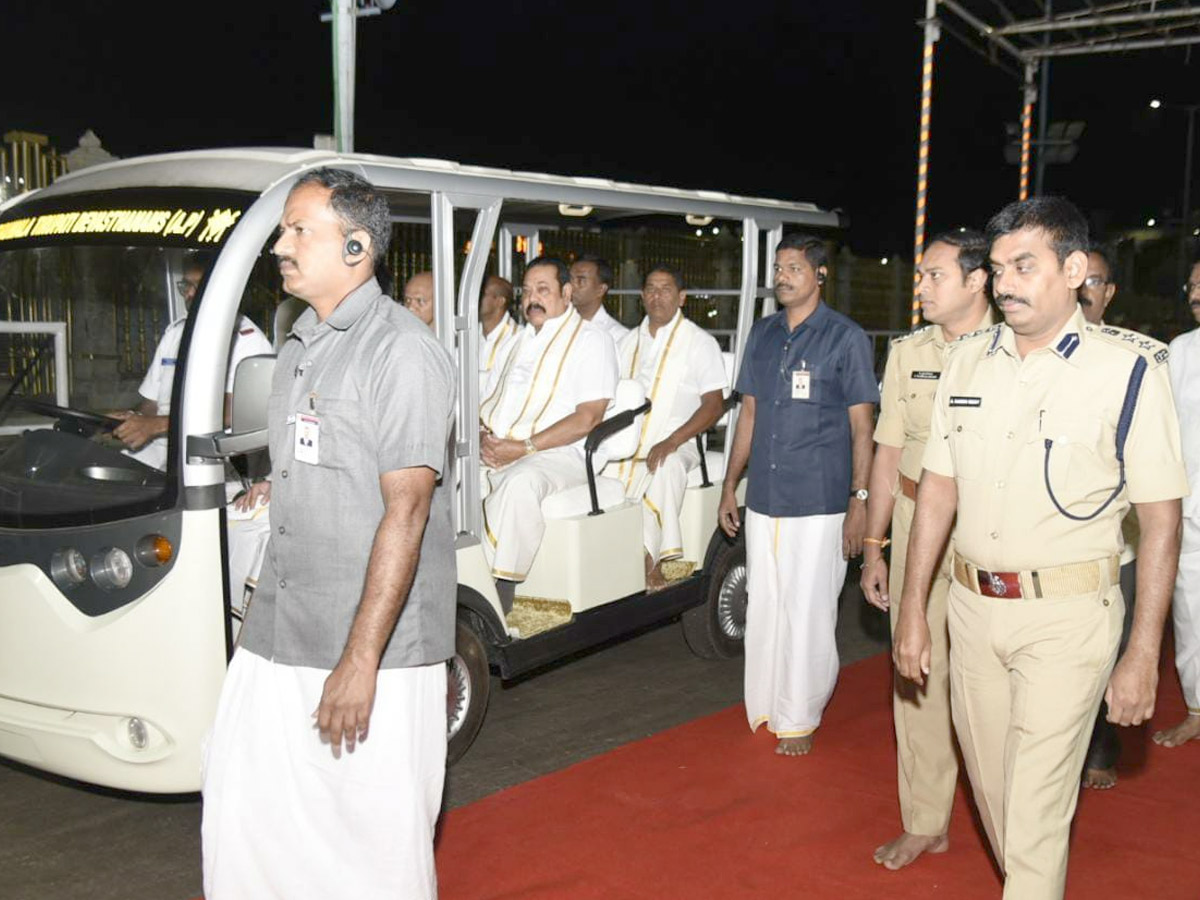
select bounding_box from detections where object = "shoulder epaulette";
[889,324,932,347]
[1087,323,1170,367]
[956,323,1000,344]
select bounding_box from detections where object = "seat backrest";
[273,297,306,350]
[599,378,647,463]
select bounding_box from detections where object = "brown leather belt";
[899,474,918,501]
[952,553,1119,600]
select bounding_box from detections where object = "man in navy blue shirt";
[719,233,878,755]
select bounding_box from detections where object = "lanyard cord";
[1042,355,1147,522]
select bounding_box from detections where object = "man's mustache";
[996,294,1030,307]
[1078,295,1093,307]
[525,303,547,315]
[276,255,296,267]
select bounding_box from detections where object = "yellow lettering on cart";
[196,208,242,244]
[0,207,240,242]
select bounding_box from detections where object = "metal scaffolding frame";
[910,0,1200,325]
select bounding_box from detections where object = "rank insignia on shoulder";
[1155,347,1170,364]
[949,396,982,407]
[891,324,931,345]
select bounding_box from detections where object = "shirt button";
[775,400,781,406]
[1006,432,1014,440]
[1103,598,1111,607]
[771,433,777,439]
[996,481,1005,489]
[281,469,289,478]
[278,525,286,535]
[990,532,999,540]
[279,579,287,588]
[771,464,777,470]
[956,425,963,432]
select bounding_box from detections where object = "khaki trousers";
[948,575,1122,900]
[888,493,957,836]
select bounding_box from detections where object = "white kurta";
[588,304,630,347]
[202,650,447,900]
[616,312,727,563]
[743,510,847,736]
[481,307,617,580]
[479,311,518,393]
[1169,327,1200,711]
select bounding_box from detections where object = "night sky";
[3,1,1196,255]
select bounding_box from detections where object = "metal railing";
[0,321,68,435]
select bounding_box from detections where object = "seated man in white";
[480,256,617,613]
[479,274,517,391]
[614,265,727,589]
[112,251,273,621]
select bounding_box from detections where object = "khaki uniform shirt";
[875,308,996,482]
[922,307,1187,572]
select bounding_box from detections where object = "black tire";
[446,615,491,765]
[681,534,747,659]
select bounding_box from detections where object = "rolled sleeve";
[734,324,760,398]
[840,329,880,408]
[371,334,456,477]
[1124,363,1190,504]
[873,345,905,449]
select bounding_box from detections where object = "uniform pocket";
[948,421,985,480]
[1039,416,1112,508]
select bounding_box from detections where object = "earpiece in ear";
[345,238,364,256]
[817,272,826,285]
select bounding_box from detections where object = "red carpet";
[435,652,1200,899]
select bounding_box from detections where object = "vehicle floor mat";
[507,596,573,638]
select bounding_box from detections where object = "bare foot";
[1082,766,1117,790]
[644,553,668,592]
[1152,714,1200,747]
[872,832,949,870]
[775,734,814,756]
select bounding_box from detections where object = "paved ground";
[1,577,890,900]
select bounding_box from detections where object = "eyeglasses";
[176,279,200,295]
[1082,275,1110,288]
[1185,282,1200,294]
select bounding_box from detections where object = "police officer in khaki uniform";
[861,229,994,870]
[896,197,1186,899]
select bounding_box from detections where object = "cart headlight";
[50,547,89,589]
[90,547,134,591]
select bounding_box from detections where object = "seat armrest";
[583,399,651,516]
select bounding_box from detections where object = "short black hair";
[574,253,613,288]
[985,196,1088,265]
[291,167,391,268]
[776,233,827,270]
[1087,242,1116,283]
[182,250,214,274]
[927,229,988,282]
[483,274,514,303]
[525,256,571,287]
[643,264,685,291]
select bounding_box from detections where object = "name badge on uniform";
[792,369,811,400]
[295,413,320,464]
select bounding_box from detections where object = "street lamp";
[1149,98,1199,291]
[321,0,398,153]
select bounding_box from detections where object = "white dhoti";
[482,448,586,581]
[224,492,271,635]
[1173,519,1200,712]
[201,649,447,900]
[743,510,847,736]
[630,440,701,565]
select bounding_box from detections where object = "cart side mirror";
[186,353,275,460]
[231,354,275,433]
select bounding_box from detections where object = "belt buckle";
[985,571,1008,597]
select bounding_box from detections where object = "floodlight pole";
[911,0,939,329]
[331,0,357,152]
[1180,105,1197,294]
[1034,0,1052,197]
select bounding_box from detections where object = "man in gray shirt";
[202,168,456,900]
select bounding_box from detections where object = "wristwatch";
[524,438,537,455]
[850,488,869,502]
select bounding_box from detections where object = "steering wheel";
[15,398,124,437]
